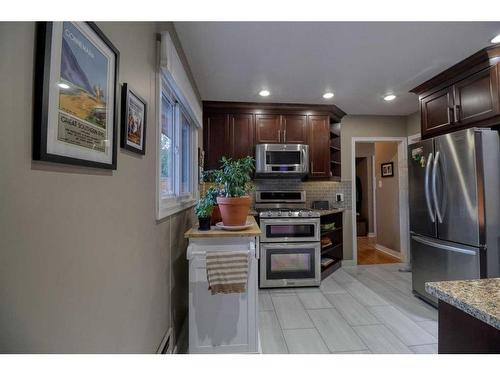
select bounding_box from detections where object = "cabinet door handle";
[448,107,455,123]
[454,104,461,123]
[278,130,281,143]
[283,129,286,143]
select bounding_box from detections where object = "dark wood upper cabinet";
[255,114,282,143]
[203,113,229,170]
[307,115,331,178]
[454,65,500,126]
[281,114,308,144]
[230,113,255,160]
[202,101,346,180]
[411,46,500,139]
[421,86,454,136]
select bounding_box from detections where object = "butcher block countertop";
[184,216,261,239]
[426,278,500,330]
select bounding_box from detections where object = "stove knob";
[308,212,313,217]
[277,211,282,216]
[298,211,302,216]
[288,211,293,216]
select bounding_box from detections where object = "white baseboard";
[367,232,376,238]
[375,244,401,259]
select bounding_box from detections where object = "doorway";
[351,137,409,265]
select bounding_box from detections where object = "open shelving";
[320,211,343,279]
[329,123,341,180]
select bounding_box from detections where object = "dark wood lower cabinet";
[438,301,500,354]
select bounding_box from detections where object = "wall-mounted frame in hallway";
[350,136,410,265]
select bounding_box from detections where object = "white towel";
[206,251,249,295]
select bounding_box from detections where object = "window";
[157,70,199,219]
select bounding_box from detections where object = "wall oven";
[255,144,309,178]
[260,218,320,243]
[260,242,321,287]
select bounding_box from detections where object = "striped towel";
[206,251,249,295]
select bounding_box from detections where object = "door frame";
[351,136,409,265]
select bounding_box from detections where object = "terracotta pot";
[210,205,222,225]
[216,196,252,226]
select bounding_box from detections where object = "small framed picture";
[381,162,394,177]
[121,83,147,154]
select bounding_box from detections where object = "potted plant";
[214,156,254,226]
[205,186,222,225]
[194,195,214,231]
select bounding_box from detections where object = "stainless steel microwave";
[255,144,309,178]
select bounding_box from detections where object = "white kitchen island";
[184,216,261,354]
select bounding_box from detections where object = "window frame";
[156,68,200,220]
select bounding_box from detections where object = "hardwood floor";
[357,237,400,265]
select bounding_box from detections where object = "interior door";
[433,129,480,247]
[282,115,307,144]
[408,139,436,238]
[411,235,481,305]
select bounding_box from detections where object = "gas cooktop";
[258,208,321,218]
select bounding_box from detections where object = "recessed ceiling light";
[491,34,500,44]
[323,92,334,99]
[259,89,270,97]
[58,82,70,89]
[384,94,396,101]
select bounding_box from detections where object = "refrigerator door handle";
[424,152,435,223]
[432,151,444,223]
[411,235,477,256]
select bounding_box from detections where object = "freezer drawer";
[411,235,481,306]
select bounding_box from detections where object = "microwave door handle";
[424,152,435,223]
[431,151,444,223]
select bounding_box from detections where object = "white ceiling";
[174,22,500,116]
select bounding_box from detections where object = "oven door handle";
[260,218,320,224]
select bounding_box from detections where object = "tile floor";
[258,262,438,354]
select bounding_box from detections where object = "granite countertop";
[184,216,261,239]
[425,278,500,330]
[317,208,344,216]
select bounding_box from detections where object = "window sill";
[157,198,196,220]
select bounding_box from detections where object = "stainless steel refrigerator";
[408,128,500,306]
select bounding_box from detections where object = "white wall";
[0,22,199,353]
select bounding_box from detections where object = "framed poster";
[120,83,147,154]
[381,162,394,177]
[33,22,119,169]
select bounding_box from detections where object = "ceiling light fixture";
[323,92,334,99]
[58,82,70,89]
[491,34,500,44]
[384,94,396,101]
[259,89,270,97]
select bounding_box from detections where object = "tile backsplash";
[253,179,352,209]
